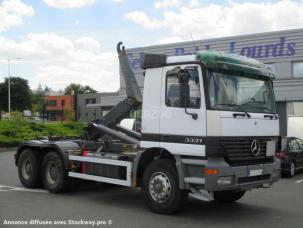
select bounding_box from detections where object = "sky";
[0,0,303,92]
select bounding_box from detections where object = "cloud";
[154,0,180,10]
[73,20,80,27]
[75,37,101,52]
[126,0,303,43]
[125,11,162,29]
[43,0,123,9]
[0,0,34,32]
[0,33,74,60]
[42,0,96,9]
[34,50,119,92]
[188,0,199,8]
[158,36,183,44]
[0,33,119,92]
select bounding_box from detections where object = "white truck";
[15,42,280,214]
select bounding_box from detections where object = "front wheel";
[214,190,246,203]
[42,152,72,193]
[141,159,188,214]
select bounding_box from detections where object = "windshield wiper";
[214,103,251,118]
[264,113,278,120]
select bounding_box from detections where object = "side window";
[166,75,181,107]
[289,138,300,151]
[188,68,201,108]
[86,98,96,105]
[166,67,201,108]
[295,138,303,150]
[208,73,216,107]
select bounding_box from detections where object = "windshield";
[207,71,276,114]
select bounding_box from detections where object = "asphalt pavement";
[0,150,302,228]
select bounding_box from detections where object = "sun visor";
[140,53,167,69]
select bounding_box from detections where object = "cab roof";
[141,51,274,78]
[196,50,274,78]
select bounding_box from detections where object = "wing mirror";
[178,69,198,120]
[166,67,198,120]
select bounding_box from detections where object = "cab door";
[159,64,207,157]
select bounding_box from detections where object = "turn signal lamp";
[204,168,219,175]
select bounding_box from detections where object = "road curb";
[0,147,17,152]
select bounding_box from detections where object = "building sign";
[128,36,296,69]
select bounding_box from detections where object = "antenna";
[189,32,194,41]
[189,32,201,54]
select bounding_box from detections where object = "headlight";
[217,176,234,186]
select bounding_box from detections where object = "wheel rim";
[46,161,59,185]
[148,172,171,203]
[21,158,32,180]
[290,162,295,176]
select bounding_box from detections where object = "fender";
[133,148,186,189]
[15,140,81,169]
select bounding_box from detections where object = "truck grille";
[220,137,276,166]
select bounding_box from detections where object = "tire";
[141,159,188,214]
[214,190,246,203]
[42,151,72,193]
[18,149,42,188]
[287,161,296,177]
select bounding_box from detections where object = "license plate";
[249,169,263,176]
[266,140,276,157]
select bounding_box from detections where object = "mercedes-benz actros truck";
[15,42,280,214]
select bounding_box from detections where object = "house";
[45,95,74,121]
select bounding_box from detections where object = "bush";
[0,134,23,147]
[10,111,23,122]
[0,120,85,147]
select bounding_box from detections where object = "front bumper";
[204,157,281,192]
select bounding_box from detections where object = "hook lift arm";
[85,42,142,142]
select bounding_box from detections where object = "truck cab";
[139,51,280,193]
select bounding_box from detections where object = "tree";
[31,84,49,114]
[0,77,32,111]
[44,85,52,93]
[64,83,97,95]
[63,108,75,121]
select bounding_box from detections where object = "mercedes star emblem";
[251,139,261,156]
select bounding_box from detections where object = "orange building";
[45,95,74,121]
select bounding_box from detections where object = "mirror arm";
[185,107,198,120]
[184,100,198,120]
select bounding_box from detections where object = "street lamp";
[8,57,22,119]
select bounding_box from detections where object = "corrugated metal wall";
[124,28,303,102]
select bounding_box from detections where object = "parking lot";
[0,150,303,228]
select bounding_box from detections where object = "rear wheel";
[214,190,246,203]
[42,152,72,193]
[141,159,188,214]
[18,149,42,188]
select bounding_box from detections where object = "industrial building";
[77,28,303,136]
[75,92,122,122]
